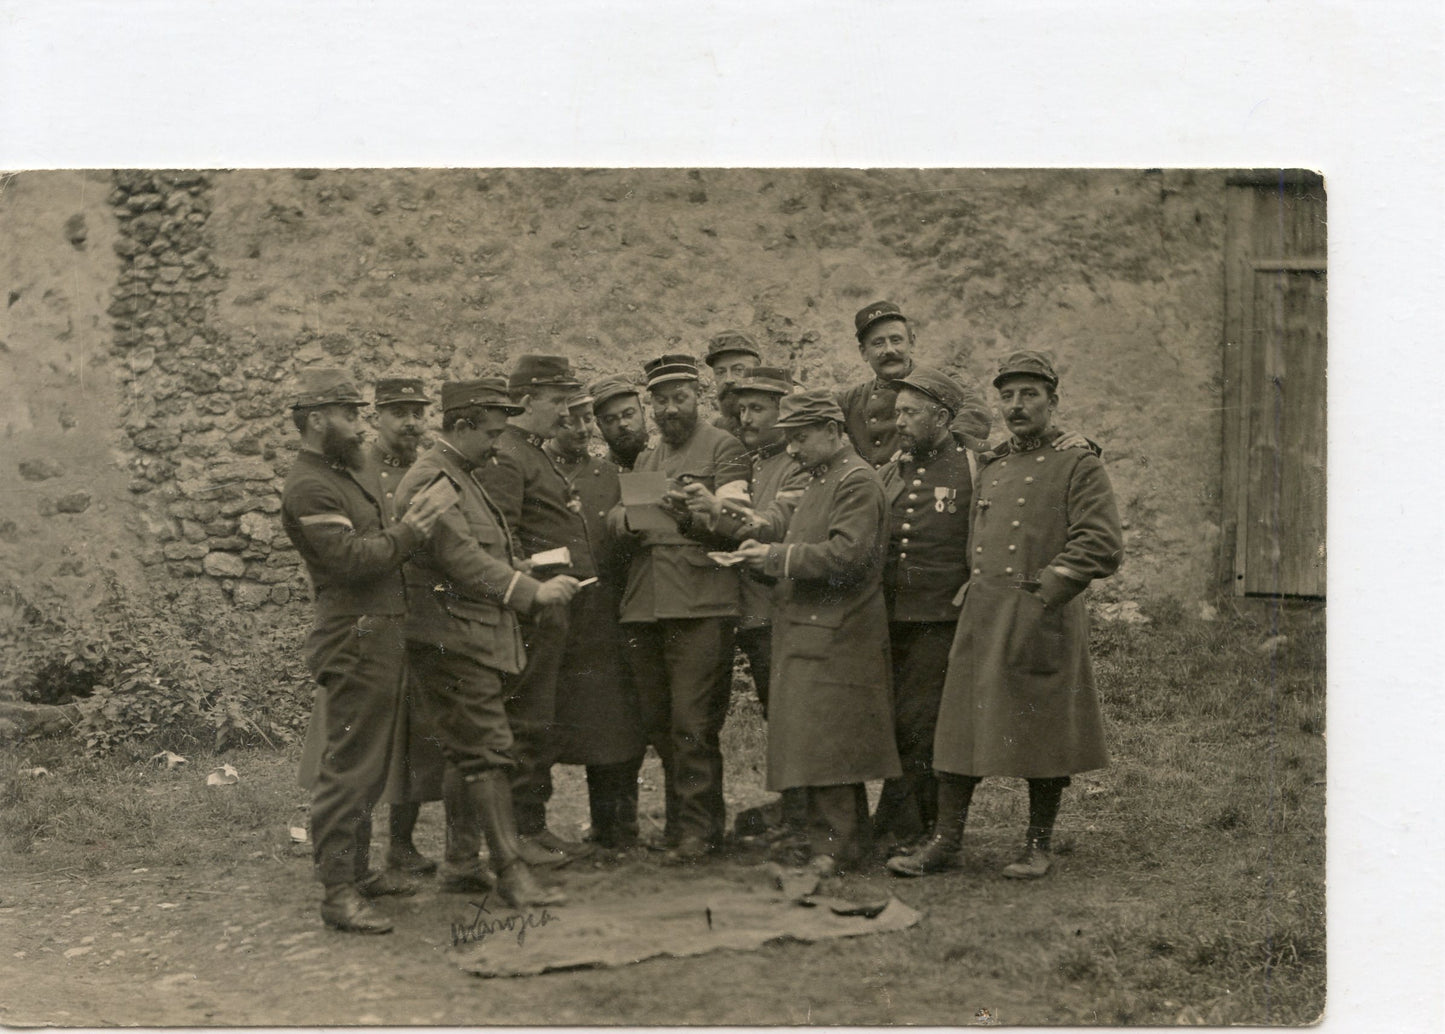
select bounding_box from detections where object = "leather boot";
[386,803,438,875]
[886,774,978,878]
[470,769,567,909]
[321,884,393,934]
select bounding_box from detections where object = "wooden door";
[1221,172,1327,598]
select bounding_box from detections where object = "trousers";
[623,617,736,844]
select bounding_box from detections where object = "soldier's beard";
[656,411,697,447]
[322,425,365,470]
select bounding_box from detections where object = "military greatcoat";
[761,443,901,791]
[933,429,1124,777]
[543,446,646,767]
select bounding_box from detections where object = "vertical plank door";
[1223,173,1327,598]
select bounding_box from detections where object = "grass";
[0,595,1325,1025]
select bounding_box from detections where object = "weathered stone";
[256,565,296,584]
[181,520,209,543]
[53,491,91,514]
[203,518,239,536]
[127,347,157,373]
[202,551,247,578]
[199,396,232,415]
[131,427,181,452]
[157,266,185,283]
[18,459,65,481]
[209,458,275,482]
[268,585,292,605]
[207,536,249,551]
[163,541,209,561]
[127,478,154,494]
[126,192,164,212]
[0,519,19,543]
[239,511,274,542]
[232,581,273,609]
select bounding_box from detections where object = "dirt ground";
[0,607,1327,1029]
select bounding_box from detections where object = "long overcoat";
[933,430,1124,777]
[545,448,645,766]
[761,443,902,790]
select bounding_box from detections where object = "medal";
[934,486,949,513]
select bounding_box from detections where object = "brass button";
[908,493,918,501]
[1017,498,1026,505]
[1025,476,1034,484]
[902,523,912,532]
[900,538,909,546]
[976,546,983,553]
[1000,461,1008,467]
[1008,544,1016,552]
[1037,456,1046,463]
[991,480,998,486]
[899,552,908,559]
[1005,566,1013,574]
[912,479,922,487]
[973,567,981,575]
[1012,520,1020,528]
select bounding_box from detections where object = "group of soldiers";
[280,299,1125,934]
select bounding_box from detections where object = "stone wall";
[27,168,1231,613]
[108,171,303,609]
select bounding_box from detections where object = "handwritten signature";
[450,894,560,948]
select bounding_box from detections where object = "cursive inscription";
[450,894,560,948]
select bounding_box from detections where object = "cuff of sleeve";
[1037,566,1088,609]
[505,572,543,614]
[395,522,427,555]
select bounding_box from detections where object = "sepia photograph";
[0,164,1325,1026]
[0,3,1438,1032]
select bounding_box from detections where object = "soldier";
[888,351,1124,880]
[544,390,647,851]
[703,329,762,439]
[610,353,750,862]
[731,390,902,872]
[836,300,992,468]
[591,375,650,472]
[280,368,451,934]
[872,366,1100,853]
[870,367,979,852]
[681,365,806,713]
[395,377,578,906]
[474,355,598,863]
[364,377,446,877]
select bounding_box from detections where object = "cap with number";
[509,354,582,392]
[895,366,970,418]
[373,377,433,407]
[441,376,525,415]
[590,375,643,412]
[992,350,1059,389]
[291,368,365,410]
[854,300,908,340]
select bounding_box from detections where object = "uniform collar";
[1005,427,1062,455]
[435,435,487,474]
[370,441,410,468]
[297,445,356,476]
[906,428,954,463]
[750,438,788,463]
[808,442,854,478]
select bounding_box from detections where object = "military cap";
[992,350,1059,389]
[854,299,908,340]
[704,330,761,366]
[373,376,433,407]
[441,376,525,415]
[721,365,794,399]
[509,354,582,392]
[565,388,595,409]
[773,388,846,429]
[643,353,700,389]
[290,368,365,410]
[590,375,643,411]
[896,366,970,417]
